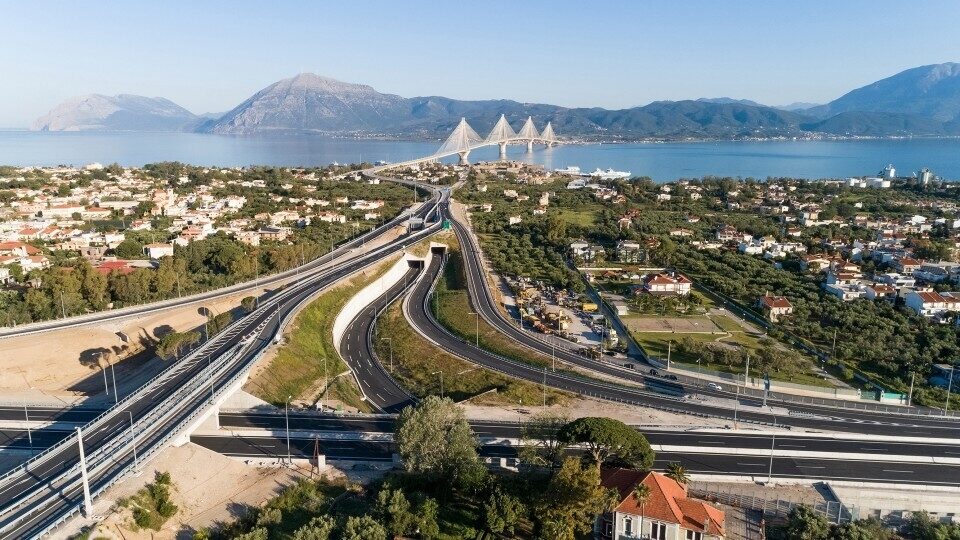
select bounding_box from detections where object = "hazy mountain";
[809,63,960,121]
[36,63,960,138]
[33,94,198,131]
[696,97,766,107]
[202,73,409,134]
[778,102,821,112]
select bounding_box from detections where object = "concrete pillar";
[458,150,470,165]
[498,142,507,160]
[526,140,533,152]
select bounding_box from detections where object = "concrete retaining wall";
[332,250,434,351]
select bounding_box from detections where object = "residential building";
[905,290,960,320]
[757,295,793,322]
[643,272,692,296]
[864,284,898,303]
[616,240,644,263]
[597,469,725,540]
[143,243,174,259]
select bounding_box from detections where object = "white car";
[706,382,723,392]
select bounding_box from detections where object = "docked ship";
[554,165,583,176]
[589,167,631,180]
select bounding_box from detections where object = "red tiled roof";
[601,469,724,536]
[760,295,792,309]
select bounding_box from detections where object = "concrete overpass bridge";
[372,115,559,171]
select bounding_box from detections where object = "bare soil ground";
[625,315,722,333]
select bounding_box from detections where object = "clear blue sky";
[3,0,959,127]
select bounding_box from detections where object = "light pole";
[127,410,139,474]
[207,355,214,404]
[432,371,444,398]
[908,371,915,407]
[77,427,93,517]
[24,405,32,455]
[767,417,777,484]
[109,359,118,404]
[382,338,393,371]
[946,365,955,416]
[469,311,479,348]
[542,367,547,407]
[285,396,292,465]
[551,337,556,372]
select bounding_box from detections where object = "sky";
[2,0,960,127]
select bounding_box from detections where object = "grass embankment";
[244,256,398,410]
[374,300,569,406]
[435,235,581,380]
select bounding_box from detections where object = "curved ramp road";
[337,262,423,413]
[0,191,443,539]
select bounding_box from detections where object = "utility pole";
[551,338,556,372]
[744,354,751,390]
[285,396,292,465]
[542,367,547,407]
[127,410,139,474]
[77,427,93,517]
[666,341,672,369]
[831,328,838,363]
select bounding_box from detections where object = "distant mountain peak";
[696,97,765,107]
[32,94,198,132]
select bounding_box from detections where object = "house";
[142,243,174,259]
[758,295,793,322]
[643,272,692,296]
[905,290,960,320]
[800,255,831,272]
[864,284,898,303]
[257,226,290,242]
[892,257,923,274]
[597,469,725,540]
[508,216,523,225]
[616,240,644,263]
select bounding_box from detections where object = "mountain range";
[32,63,960,139]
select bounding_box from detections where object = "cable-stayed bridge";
[372,115,559,171]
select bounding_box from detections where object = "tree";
[394,396,483,489]
[374,486,413,537]
[241,296,257,313]
[416,497,440,539]
[156,331,200,360]
[665,462,689,486]
[830,518,895,540]
[632,483,651,539]
[520,412,568,467]
[115,238,145,259]
[784,505,830,540]
[342,515,387,540]
[484,487,525,535]
[536,458,618,540]
[292,516,335,540]
[557,417,655,469]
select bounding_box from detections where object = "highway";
[337,262,422,413]
[0,187,444,539]
[189,432,960,487]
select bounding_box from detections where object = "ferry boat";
[554,165,583,176]
[589,168,631,180]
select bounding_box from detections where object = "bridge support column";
[498,142,507,160]
[526,140,533,152]
[458,150,470,165]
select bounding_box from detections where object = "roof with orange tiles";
[601,469,724,536]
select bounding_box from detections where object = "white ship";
[589,168,631,180]
[554,165,583,176]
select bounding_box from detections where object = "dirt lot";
[625,315,722,333]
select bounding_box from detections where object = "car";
[706,382,723,392]
[648,368,659,376]
[664,374,679,381]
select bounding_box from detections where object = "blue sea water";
[2,131,960,182]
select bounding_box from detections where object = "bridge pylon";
[436,117,484,162]
[485,114,518,160]
[541,121,557,147]
[517,116,540,152]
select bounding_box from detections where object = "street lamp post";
[24,405,32,455]
[469,312,479,348]
[382,338,393,371]
[109,360,118,404]
[946,365,955,416]
[127,410,139,474]
[285,396,292,465]
[767,417,777,484]
[432,371,444,398]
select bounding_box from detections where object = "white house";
[905,290,960,320]
[142,243,174,259]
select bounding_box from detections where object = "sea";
[3,131,960,182]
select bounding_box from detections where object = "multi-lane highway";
[190,430,960,487]
[0,187,444,539]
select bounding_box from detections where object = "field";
[624,315,721,333]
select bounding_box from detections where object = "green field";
[556,208,598,226]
